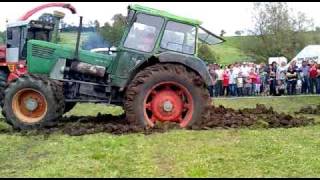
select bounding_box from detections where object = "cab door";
[109,13,165,87]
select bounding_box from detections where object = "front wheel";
[1,75,65,130]
[124,64,210,128]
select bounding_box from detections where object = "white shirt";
[232,67,240,78]
[216,69,224,80]
[241,66,249,77]
[277,66,288,80]
[229,71,237,84]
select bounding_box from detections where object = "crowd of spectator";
[207,60,320,97]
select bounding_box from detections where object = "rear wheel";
[124,64,210,128]
[0,69,8,107]
[1,75,65,130]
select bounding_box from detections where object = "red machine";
[0,3,77,84]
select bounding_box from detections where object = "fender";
[156,51,212,86]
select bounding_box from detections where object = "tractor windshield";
[198,26,225,45]
[124,13,164,52]
[160,21,196,55]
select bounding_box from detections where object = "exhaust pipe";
[74,16,83,60]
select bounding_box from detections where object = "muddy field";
[5,104,315,136]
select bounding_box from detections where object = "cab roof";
[128,4,202,26]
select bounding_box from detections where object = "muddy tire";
[1,75,65,130]
[64,102,77,114]
[124,63,210,129]
[0,69,8,107]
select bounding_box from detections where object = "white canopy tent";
[268,57,287,65]
[290,45,320,67]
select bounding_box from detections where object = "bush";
[198,43,220,64]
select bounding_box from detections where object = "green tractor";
[1,4,224,130]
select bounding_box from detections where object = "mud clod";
[296,104,320,115]
[190,104,315,130]
[20,104,314,136]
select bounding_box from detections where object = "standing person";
[236,71,244,96]
[260,63,269,95]
[259,63,267,94]
[309,61,318,94]
[233,62,241,78]
[290,60,299,72]
[276,61,287,96]
[269,62,277,96]
[255,71,261,96]
[208,64,218,97]
[300,60,310,94]
[222,66,230,96]
[241,63,249,78]
[286,65,298,95]
[228,68,237,96]
[244,76,252,96]
[316,63,320,94]
[215,65,224,96]
[249,68,257,96]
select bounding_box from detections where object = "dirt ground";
[12,104,315,136]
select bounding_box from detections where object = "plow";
[0,3,316,133]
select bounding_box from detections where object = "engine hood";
[27,40,114,68]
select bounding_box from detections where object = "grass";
[0,96,319,177]
[211,36,252,65]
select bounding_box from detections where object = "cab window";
[124,13,164,52]
[160,21,196,55]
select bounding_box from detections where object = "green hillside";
[210,36,252,65]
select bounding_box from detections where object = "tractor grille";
[31,44,55,59]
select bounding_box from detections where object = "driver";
[139,31,156,52]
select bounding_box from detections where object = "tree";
[220,29,226,37]
[241,2,316,62]
[99,14,126,46]
[94,20,100,31]
[235,30,244,36]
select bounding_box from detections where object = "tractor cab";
[6,20,55,61]
[122,4,225,55]
[109,4,225,86]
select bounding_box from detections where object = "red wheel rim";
[143,81,194,128]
